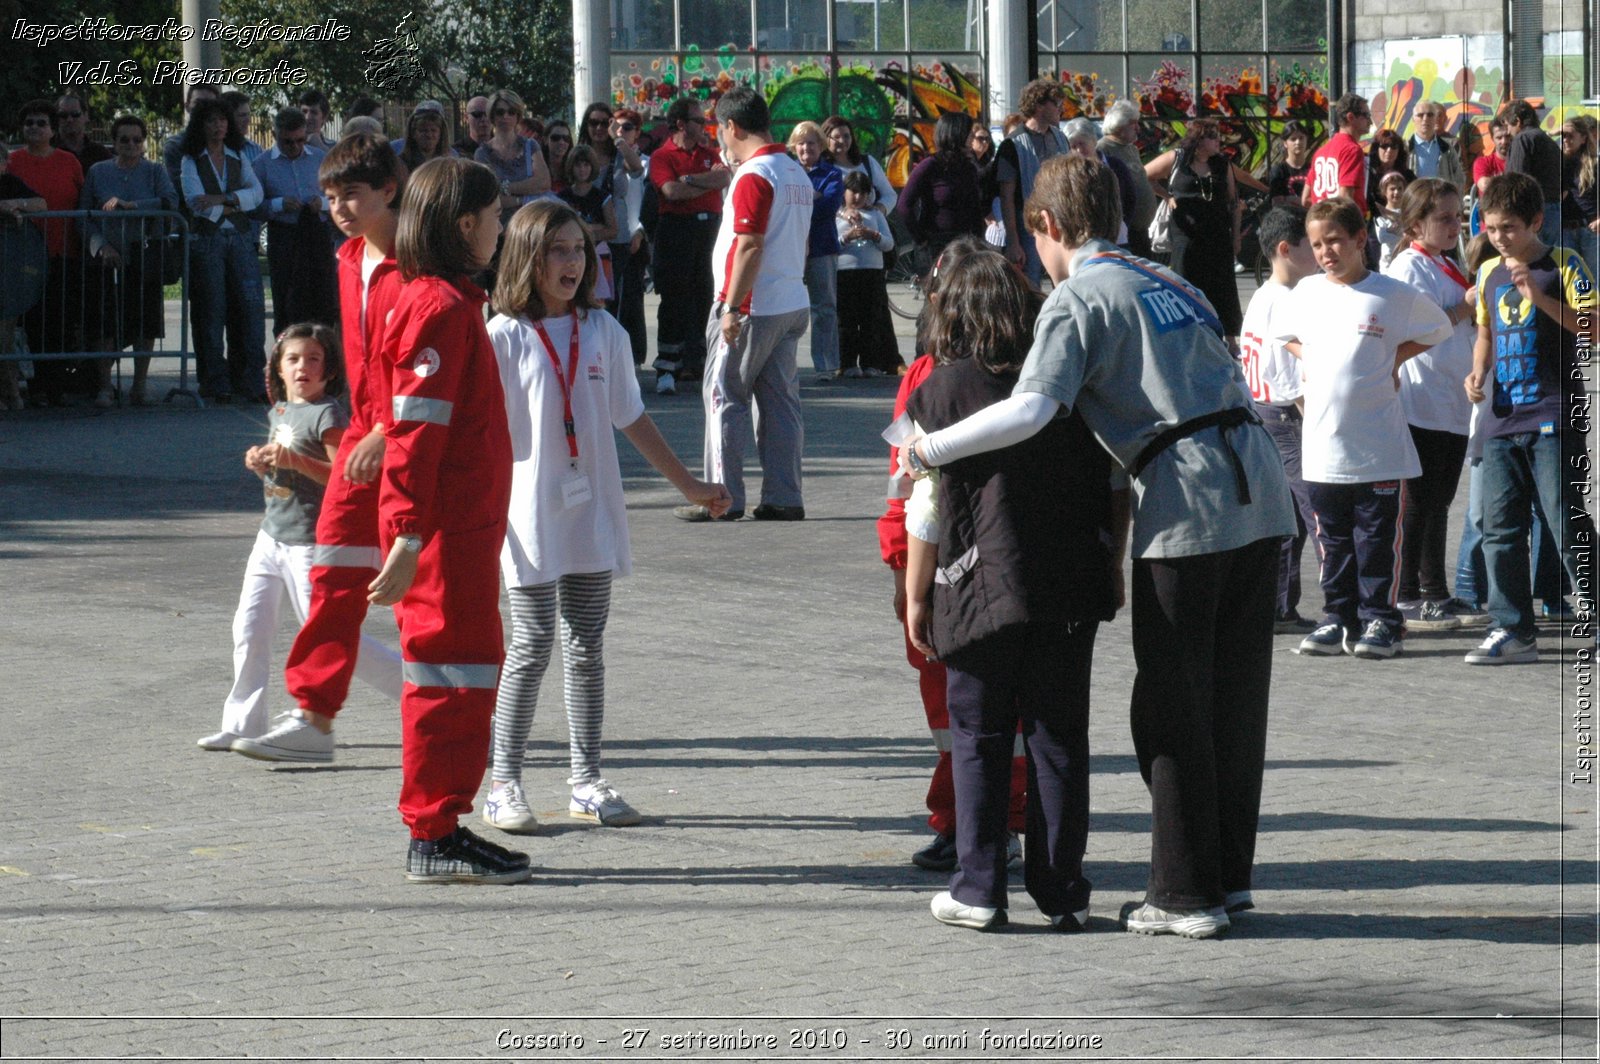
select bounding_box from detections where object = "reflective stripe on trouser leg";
[285,462,385,717]
[395,524,506,840]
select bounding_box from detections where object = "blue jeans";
[190,228,266,399]
[803,254,839,374]
[1481,431,1596,638]
[1458,456,1568,607]
[1538,203,1563,250]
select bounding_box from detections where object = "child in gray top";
[201,324,403,754]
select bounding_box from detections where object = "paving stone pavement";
[0,291,1595,1061]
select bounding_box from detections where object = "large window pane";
[1268,54,1331,122]
[1200,54,1267,114]
[908,0,976,51]
[1126,0,1190,52]
[1267,0,1324,51]
[1056,54,1126,117]
[1199,0,1261,52]
[1130,52,1194,125]
[755,0,826,48]
[612,0,676,50]
[835,0,906,50]
[681,0,751,48]
[1044,0,1122,52]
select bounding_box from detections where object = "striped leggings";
[490,572,613,787]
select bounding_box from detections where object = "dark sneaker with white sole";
[1400,599,1461,631]
[1351,619,1404,659]
[1297,622,1350,656]
[406,826,531,884]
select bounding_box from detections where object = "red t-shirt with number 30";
[1306,131,1368,216]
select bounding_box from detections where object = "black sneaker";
[911,833,957,871]
[406,826,532,884]
[750,503,805,521]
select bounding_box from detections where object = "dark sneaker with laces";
[1400,599,1461,631]
[1351,619,1403,659]
[406,826,532,884]
[1297,621,1350,656]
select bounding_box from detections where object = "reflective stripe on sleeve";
[312,544,384,569]
[401,661,501,689]
[392,395,454,426]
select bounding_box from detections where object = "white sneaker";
[1049,905,1090,932]
[930,890,1007,931]
[230,710,334,763]
[482,780,541,834]
[1124,902,1229,938]
[655,373,676,395]
[1464,628,1538,665]
[569,779,641,825]
[197,730,245,751]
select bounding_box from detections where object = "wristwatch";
[396,534,423,554]
[500,179,511,198]
[905,443,930,477]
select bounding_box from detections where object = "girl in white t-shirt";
[1383,178,1479,629]
[482,200,730,832]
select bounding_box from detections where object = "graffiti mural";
[1068,59,1331,173]
[1364,35,1590,164]
[609,49,984,187]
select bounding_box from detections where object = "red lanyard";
[1411,241,1470,290]
[532,311,582,462]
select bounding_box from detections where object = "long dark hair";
[181,98,243,157]
[396,157,501,281]
[933,111,973,160]
[926,248,1040,375]
[913,234,988,356]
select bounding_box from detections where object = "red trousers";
[284,437,384,718]
[903,625,1025,836]
[395,523,506,840]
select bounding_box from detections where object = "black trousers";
[652,213,717,373]
[835,267,897,373]
[944,620,1097,914]
[1399,425,1469,602]
[1307,479,1406,628]
[1130,536,1276,910]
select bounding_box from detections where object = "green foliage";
[0,0,185,129]
[216,0,573,121]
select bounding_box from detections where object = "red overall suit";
[284,235,405,716]
[380,275,512,840]
[878,354,1025,838]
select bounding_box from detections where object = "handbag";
[1148,199,1173,255]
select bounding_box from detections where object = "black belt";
[1131,407,1261,504]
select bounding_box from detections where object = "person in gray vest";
[995,78,1068,285]
[178,97,266,403]
[1405,100,1465,192]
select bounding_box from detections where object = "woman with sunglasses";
[579,103,647,325]
[1365,129,1415,218]
[543,121,574,194]
[473,89,552,228]
[1145,116,1244,343]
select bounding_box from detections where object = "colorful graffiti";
[1118,60,1330,173]
[609,49,984,186]
[1366,38,1590,164]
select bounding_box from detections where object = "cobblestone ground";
[0,290,1594,1061]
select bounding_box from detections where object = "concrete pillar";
[986,0,1030,120]
[574,0,612,115]
[182,0,222,72]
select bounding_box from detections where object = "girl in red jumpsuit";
[367,156,528,884]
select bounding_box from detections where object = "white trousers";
[220,529,404,736]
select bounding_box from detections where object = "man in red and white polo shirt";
[673,85,814,523]
[1304,93,1373,215]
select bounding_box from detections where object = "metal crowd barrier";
[0,208,195,405]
